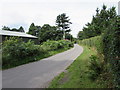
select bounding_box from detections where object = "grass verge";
[2,47,71,70]
[49,45,107,88]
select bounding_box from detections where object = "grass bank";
[2,47,71,70]
[49,45,107,88]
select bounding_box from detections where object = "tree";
[77,31,85,40]
[38,24,59,43]
[65,33,73,41]
[56,13,72,39]
[11,28,18,32]
[28,23,40,36]
[18,26,25,32]
[2,26,11,31]
[77,5,117,40]
[2,26,25,32]
[102,15,120,88]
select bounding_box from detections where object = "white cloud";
[0,0,118,37]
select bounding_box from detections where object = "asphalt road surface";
[2,44,83,88]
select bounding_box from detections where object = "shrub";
[58,40,74,49]
[41,40,59,51]
[2,37,43,67]
[79,36,103,54]
[2,38,73,69]
[102,16,120,87]
[79,16,120,88]
[41,40,73,51]
[89,55,104,80]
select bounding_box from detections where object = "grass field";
[49,45,107,88]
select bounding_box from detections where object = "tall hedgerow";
[102,16,120,87]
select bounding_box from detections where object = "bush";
[79,16,120,88]
[41,40,59,51]
[79,36,103,54]
[41,40,73,51]
[2,38,73,69]
[58,40,74,49]
[89,55,104,80]
[2,37,43,67]
[102,16,120,87]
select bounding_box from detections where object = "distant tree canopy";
[56,13,72,39]
[27,13,73,43]
[38,24,59,42]
[27,23,73,43]
[18,26,25,32]
[2,13,73,43]
[2,26,25,32]
[28,23,41,36]
[77,5,117,40]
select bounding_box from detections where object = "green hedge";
[78,35,103,54]
[41,40,74,51]
[2,37,73,69]
[102,16,120,87]
[2,37,43,66]
[78,16,120,88]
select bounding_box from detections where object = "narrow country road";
[2,44,83,88]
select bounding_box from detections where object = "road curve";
[2,44,83,88]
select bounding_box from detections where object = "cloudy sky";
[0,0,119,37]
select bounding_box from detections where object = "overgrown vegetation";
[2,37,73,69]
[77,4,120,88]
[79,17,120,87]
[77,5,116,40]
[79,35,116,88]
[49,46,107,88]
[48,4,119,88]
[79,36,103,53]
[102,16,120,88]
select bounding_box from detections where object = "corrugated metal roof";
[0,30,38,38]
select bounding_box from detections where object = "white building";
[0,30,38,44]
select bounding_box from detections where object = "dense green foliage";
[79,36,113,87]
[79,36,103,53]
[28,23,73,43]
[41,40,73,51]
[88,55,105,81]
[38,24,62,42]
[102,16,120,87]
[2,37,43,69]
[27,13,73,43]
[56,13,72,39]
[28,23,41,36]
[78,4,119,87]
[77,5,116,40]
[79,23,120,87]
[2,37,73,69]
[2,26,25,32]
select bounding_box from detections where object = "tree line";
[2,26,25,32]
[2,13,73,43]
[77,5,117,40]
